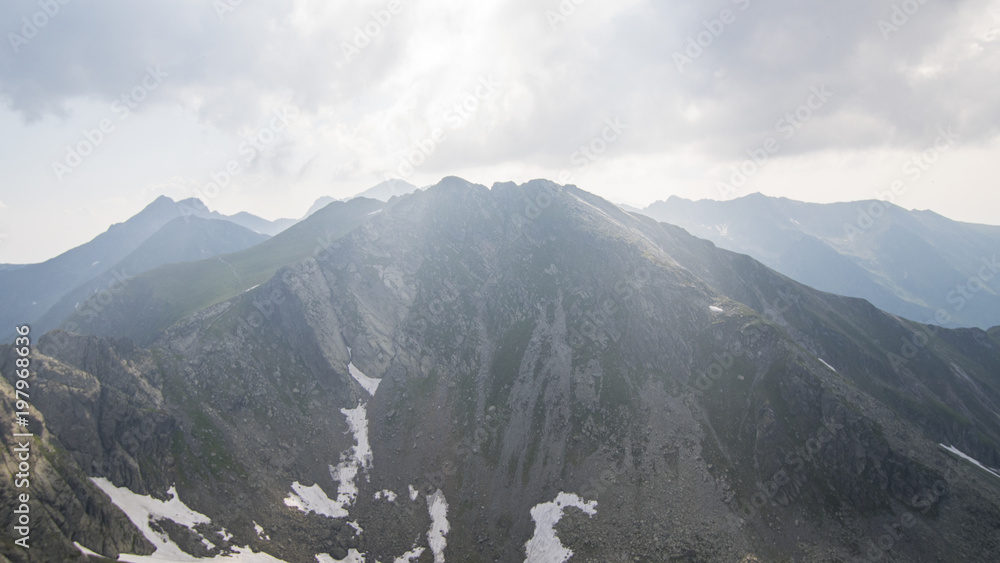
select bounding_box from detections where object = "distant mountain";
[351,178,418,201]
[60,197,386,343]
[635,193,1000,328]
[223,211,297,236]
[303,196,338,218]
[33,217,270,335]
[0,196,213,340]
[304,180,419,218]
[10,179,1000,562]
[0,196,289,341]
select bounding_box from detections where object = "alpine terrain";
[2,179,1000,562]
[637,194,1000,330]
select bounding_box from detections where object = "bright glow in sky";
[1,0,999,263]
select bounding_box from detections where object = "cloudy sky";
[1,0,998,263]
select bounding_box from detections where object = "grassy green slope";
[61,197,385,344]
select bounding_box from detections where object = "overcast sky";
[1,0,999,263]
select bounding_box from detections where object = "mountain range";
[1,179,999,562]
[0,180,418,343]
[635,194,1000,329]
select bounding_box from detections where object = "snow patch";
[119,546,289,563]
[316,550,365,563]
[426,489,450,563]
[253,521,269,541]
[284,482,348,519]
[329,462,360,511]
[524,492,598,563]
[341,403,373,471]
[394,545,426,562]
[285,403,372,520]
[818,358,837,373]
[709,305,724,313]
[91,477,210,561]
[347,521,363,536]
[940,444,1000,480]
[408,484,419,501]
[347,346,381,396]
[243,284,261,293]
[91,477,287,562]
[75,542,101,557]
[375,489,398,502]
[348,360,381,396]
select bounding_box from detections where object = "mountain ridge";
[6,178,998,561]
[635,193,1000,329]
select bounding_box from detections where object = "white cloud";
[0,0,997,262]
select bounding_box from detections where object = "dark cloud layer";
[1,0,997,173]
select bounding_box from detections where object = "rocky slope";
[3,179,1000,562]
[0,351,153,562]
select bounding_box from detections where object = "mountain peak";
[350,178,419,203]
[175,197,210,214]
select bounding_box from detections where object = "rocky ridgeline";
[2,178,999,562]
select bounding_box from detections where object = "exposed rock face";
[0,369,153,562]
[3,179,1000,562]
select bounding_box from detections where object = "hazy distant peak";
[303,179,420,218]
[350,178,419,202]
[303,196,338,218]
[175,197,210,214]
[521,177,563,191]
[140,194,179,212]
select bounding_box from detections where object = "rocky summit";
[3,178,1000,562]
